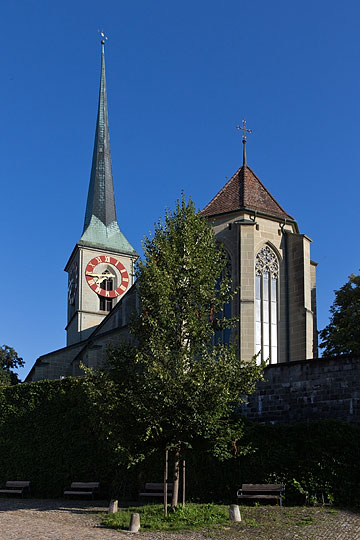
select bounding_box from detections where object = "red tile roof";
[200,166,294,220]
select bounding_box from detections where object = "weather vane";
[236,119,252,142]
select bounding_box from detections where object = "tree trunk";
[164,448,168,516]
[171,444,181,507]
[182,458,186,507]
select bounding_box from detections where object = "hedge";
[1,377,359,505]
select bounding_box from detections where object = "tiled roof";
[200,165,294,220]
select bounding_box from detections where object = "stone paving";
[0,498,360,539]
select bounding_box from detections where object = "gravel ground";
[0,499,360,539]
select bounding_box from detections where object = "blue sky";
[1,0,359,380]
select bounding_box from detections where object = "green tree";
[0,345,24,386]
[319,273,360,356]
[104,195,263,507]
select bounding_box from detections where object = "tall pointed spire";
[83,38,116,230]
[80,38,136,255]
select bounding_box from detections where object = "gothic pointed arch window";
[255,245,279,364]
[214,250,232,346]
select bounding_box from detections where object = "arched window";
[99,270,114,312]
[255,245,279,363]
[214,252,232,346]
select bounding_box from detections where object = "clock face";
[68,261,78,305]
[85,255,129,298]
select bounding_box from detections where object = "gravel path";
[0,498,360,539]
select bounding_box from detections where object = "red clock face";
[85,255,129,298]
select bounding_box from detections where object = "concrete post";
[108,499,118,513]
[229,504,241,522]
[129,513,140,532]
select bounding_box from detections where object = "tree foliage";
[0,345,24,386]
[104,195,264,505]
[319,273,360,356]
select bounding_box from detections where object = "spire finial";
[236,119,252,166]
[99,30,108,46]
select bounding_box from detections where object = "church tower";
[200,123,317,363]
[65,39,137,345]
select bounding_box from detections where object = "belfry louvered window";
[255,246,279,364]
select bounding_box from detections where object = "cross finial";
[236,120,252,166]
[236,119,252,142]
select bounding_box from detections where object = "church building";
[200,128,317,364]
[26,43,317,382]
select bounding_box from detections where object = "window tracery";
[255,246,278,364]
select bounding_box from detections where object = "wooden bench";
[139,482,173,500]
[237,484,285,506]
[63,482,100,499]
[0,481,31,497]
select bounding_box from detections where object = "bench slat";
[64,490,97,496]
[238,495,280,499]
[0,489,24,494]
[237,483,285,506]
[63,481,100,499]
[5,481,31,488]
[139,482,174,500]
[70,482,99,489]
[144,483,173,490]
[139,492,172,497]
[241,484,283,492]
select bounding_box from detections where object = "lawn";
[102,503,347,539]
[104,503,229,532]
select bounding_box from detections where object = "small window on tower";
[99,270,113,312]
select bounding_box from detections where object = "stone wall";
[241,355,360,425]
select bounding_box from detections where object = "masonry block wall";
[241,356,360,425]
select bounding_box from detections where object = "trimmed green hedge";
[1,378,359,505]
[186,419,360,505]
[0,378,117,497]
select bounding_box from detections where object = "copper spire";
[83,35,117,231]
[80,37,137,255]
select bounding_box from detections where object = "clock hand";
[86,272,116,278]
[86,272,116,285]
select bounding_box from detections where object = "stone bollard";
[108,499,118,513]
[229,504,241,522]
[129,512,140,532]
